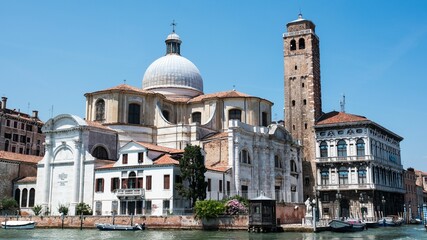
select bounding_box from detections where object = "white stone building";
[32,30,303,216]
[314,111,405,220]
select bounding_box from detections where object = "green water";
[0,225,425,240]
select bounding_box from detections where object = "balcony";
[115,188,145,198]
[316,183,374,191]
[316,155,374,163]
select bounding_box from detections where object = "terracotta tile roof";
[85,84,155,96]
[95,163,115,169]
[0,151,42,164]
[154,154,180,165]
[188,90,251,103]
[85,120,116,131]
[16,176,37,183]
[0,109,44,125]
[206,165,230,172]
[316,111,368,125]
[136,142,184,154]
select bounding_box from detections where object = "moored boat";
[1,220,36,229]
[95,223,145,231]
[328,219,366,232]
[363,220,379,228]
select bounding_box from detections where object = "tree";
[32,205,43,216]
[0,197,19,215]
[175,145,208,207]
[58,204,69,215]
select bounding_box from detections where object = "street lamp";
[310,198,317,232]
[336,191,342,220]
[359,193,365,220]
[381,196,386,217]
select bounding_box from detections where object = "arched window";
[290,39,296,51]
[14,188,20,205]
[29,188,35,207]
[274,155,282,168]
[95,99,105,121]
[229,109,242,121]
[298,38,305,49]
[358,167,367,184]
[320,141,328,158]
[339,167,349,185]
[321,168,329,185]
[21,188,28,207]
[356,139,365,157]
[92,146,109,159]
[337,140,347,157]
[162,110,170,122]
[191,112,201,124]
[128,103,141,124]
[239,149,251,164]
[128,172,136,189]
[290,160,297,173]
[4,140,9,151]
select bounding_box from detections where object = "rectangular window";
[6,120,10,126]
[122,153,128,164]
[164,175,170,190]
[20,135,26,143]
[121,178,128,189]
[21,123,25,130]
[111,177,119,192]
[163,200,170,210]
[138,152,144,163]
[137,177,143,188]
[26,125,32,131]
[227,181,230,196]
[146,176,152,190]
[12,134,18,142]
[219,180,223,193]
[207,178,211,192]
[95,178,104,192]
[4,133,11,139]
[13,121,17,128]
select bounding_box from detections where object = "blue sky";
[1,1,426,171]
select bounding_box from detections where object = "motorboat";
[95,223,145,231]
[363,220,379,228]
[329,219,366,232]
[409,218,422,224]
[1,220,36,229]
[378,216,404,227]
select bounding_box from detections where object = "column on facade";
[43,140,53,207]
[72,138,82,205]
[231,133,240,196]
[79,137,86,203]
[253,145,260,195]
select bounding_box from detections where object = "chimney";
[32,110,39,119]
[1,97,7,110]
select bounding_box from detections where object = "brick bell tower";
[283,14,322,200]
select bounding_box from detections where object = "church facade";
[32,30,303,216]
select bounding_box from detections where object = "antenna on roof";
[340,94,346,113]
[232,85,236,91]
[123,79,126,84]
[171,20,177,33]
[50,105,54,118]
[27,102,30,114]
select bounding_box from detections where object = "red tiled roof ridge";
[188,90,251,102]
[136,142,183,154]
[0,150,43,164]
[316,111,368,125]
[85,84,155,95]
[154,154,180,165]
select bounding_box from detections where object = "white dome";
[142,54,203,97]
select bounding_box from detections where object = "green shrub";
[75,202,93,215]
[58,204,69,215]
[0,197,19,215]
[32,205,43,216]
[194,200,225,220]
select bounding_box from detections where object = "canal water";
[0,224,425,240]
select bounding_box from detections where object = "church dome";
[142,32,203,97]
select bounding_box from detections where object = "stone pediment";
[42,114,87,132]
